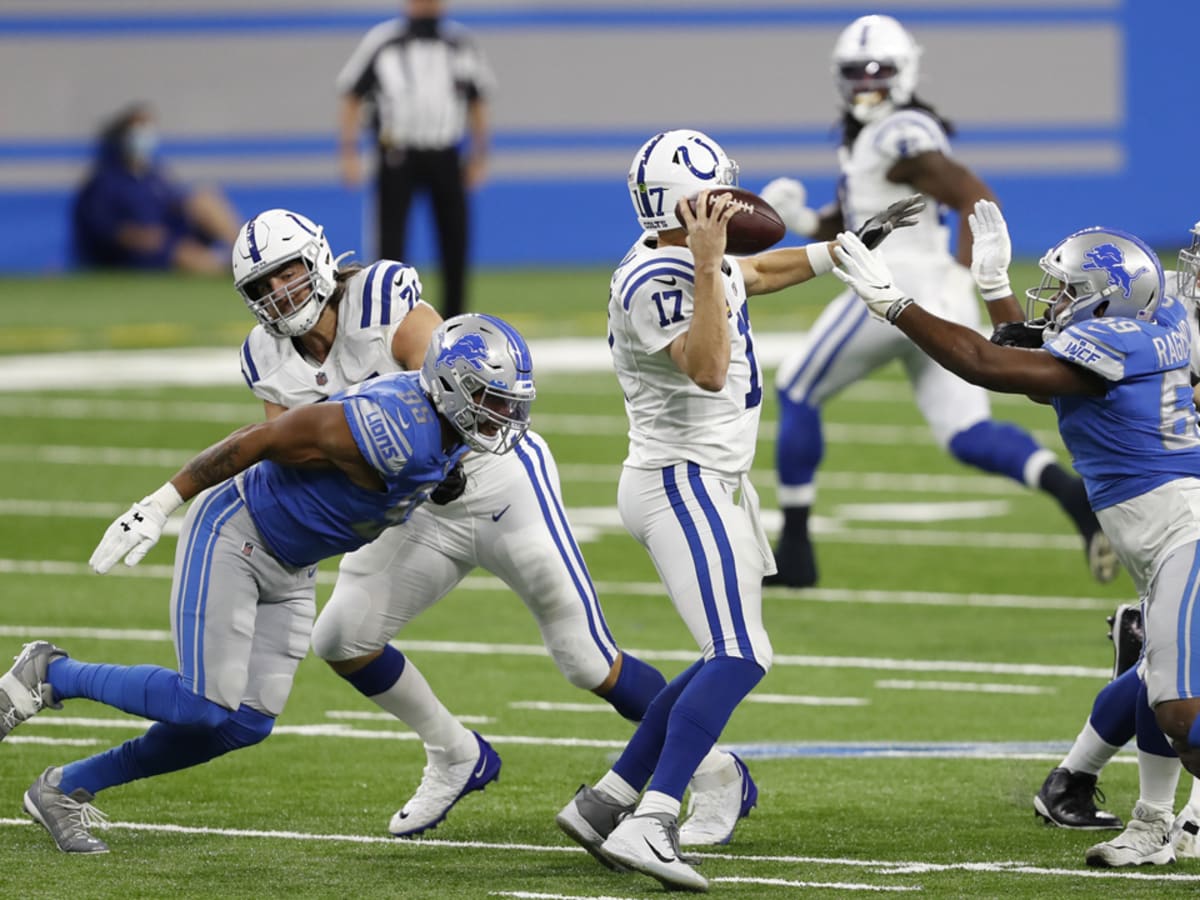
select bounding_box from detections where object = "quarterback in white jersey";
[837,204,1200,869]
[760,14,1110,589]
[556,129,918,892]
[231,208,675,839]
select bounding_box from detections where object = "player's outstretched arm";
[889,150,994,269]
[832,231,1104,397]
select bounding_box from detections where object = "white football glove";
[89,484,181,574]
[833,231,912,323]
[968,199,1013,301]
[760,177,819,237]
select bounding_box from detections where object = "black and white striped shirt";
[337,18,495,151]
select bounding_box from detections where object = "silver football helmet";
[1178,220,1200,300]
[628,129,739,231]
[232,209,338,337]
[1026,227,1164,334]
[420,313,536,455]
[832,15,922,124]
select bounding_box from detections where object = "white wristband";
[145,482,184,516]
[807,242,835,276]
[980,283,1013,302]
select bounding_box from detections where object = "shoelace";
[65,795,109,839]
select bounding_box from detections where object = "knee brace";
[948,420,1040,483]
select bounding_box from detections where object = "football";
[675,187,787,255]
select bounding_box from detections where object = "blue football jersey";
[241,371,465,567]
[1044,296,1200,510]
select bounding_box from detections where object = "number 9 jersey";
[608,234,763,474]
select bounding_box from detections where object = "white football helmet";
[1026,227,1164,334]
[1178,220,1200,300]
[832,15,922,123]
[628,129,739,231]
[420,313,536,455]
[232,209,337,337]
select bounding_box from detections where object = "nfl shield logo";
[316,372,328,386]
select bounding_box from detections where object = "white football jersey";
[608,233,763,474]
[240,260,428,406]
[839,108,953,261]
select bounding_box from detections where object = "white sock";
[1137,749,1181,808]
[636,790,681,819]
[1061,722,1122,775]
[596,771,640,807]
[367,658,475,763]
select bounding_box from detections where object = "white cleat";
[680,752,758,847]
[601,812,708,892]
[1086,801,1175,868]
[388,731,501,837]
[1171,803,1200,859]
[555,784,634,871]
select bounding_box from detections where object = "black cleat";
[1106,603,1144,680]
[1034,767,1123,830]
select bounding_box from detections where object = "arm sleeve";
[873,111,950,161]
[335,20,397,96]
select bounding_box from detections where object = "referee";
[337,0,495,318]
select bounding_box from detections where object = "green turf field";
[0,269,1194,898]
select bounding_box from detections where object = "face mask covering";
[124,124,159,166]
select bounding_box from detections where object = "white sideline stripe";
[0,559,1123,613]
[713,877,919,892]
[0,817,1191,883]
[875,680,1056,696]
[0,622,1111,679]
[3,735,103,746]
[748,693,869,707]
[509,701,612,713]
[327,710,494,724]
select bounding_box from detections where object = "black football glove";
[990,319,1047,349]
[855,195,926,250]
[430,460,467,505]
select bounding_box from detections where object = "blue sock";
[775,397,823,488]
[60,704,276,796]
[1137,679,1176,757]
[48,658,228,728]
[1090,666,1139,746]
[603,653,667,722]
[948,420,1040,483]
[646,657,764,801]
[342,644,407,696]
[612,659,703,790]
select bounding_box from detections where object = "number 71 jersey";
[607,234,763,474]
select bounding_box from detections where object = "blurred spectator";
[72,103,240,275]
[336,0,495,317]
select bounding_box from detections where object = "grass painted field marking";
[875,680,1058,696]
[0,817,1186,883]
[327,710,494,724]
[0,622,1111,679]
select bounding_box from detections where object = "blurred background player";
[232,208,676,837]
[336,0,493,318]
[0,314,531,853]
[555,129,917,891]
[833,202,1200,870]
[72,102,240,275]
[760,14,1110,589]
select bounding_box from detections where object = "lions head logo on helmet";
[421,313,536,455]
[232,209,339,337]
[832,15,922,124]
[627,129,739,232]
[1027,227,1164,334]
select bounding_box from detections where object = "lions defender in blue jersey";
[0,313,535,854]
[834,203,1200,870]
[230,208,679,840]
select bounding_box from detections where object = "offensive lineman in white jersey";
[554,129,919,892]
[230,208,728,839]
[760,14,1111,589]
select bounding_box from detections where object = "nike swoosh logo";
[643,836,676,864]
[491,505,511,522]
[473,756,488,779]
[653,276,677,285]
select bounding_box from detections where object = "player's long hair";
[327,263,365,310]
[839,96,956,148]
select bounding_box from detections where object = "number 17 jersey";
[607,233,763,474]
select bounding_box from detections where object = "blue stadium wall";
[0,2,1194,274]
